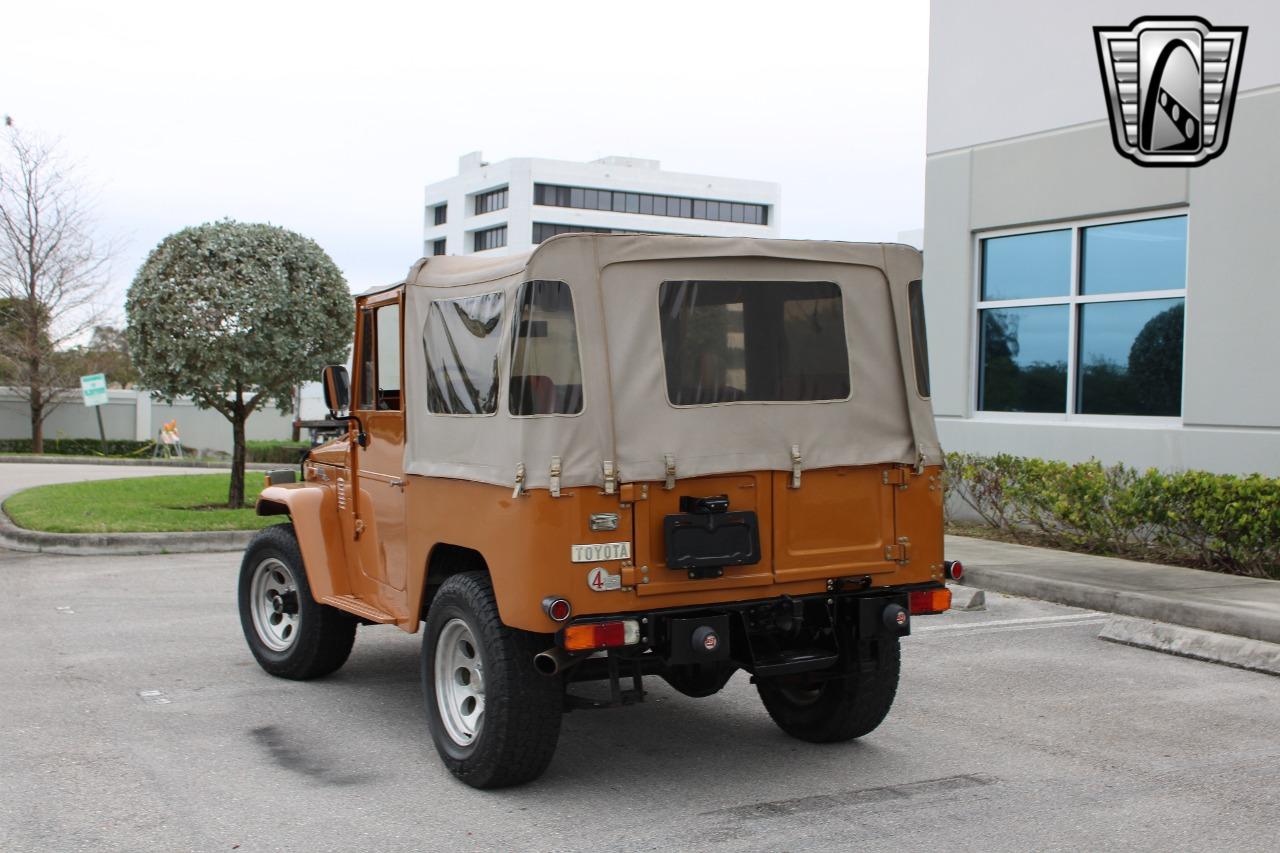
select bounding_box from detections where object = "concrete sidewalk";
[947,535,1280,646]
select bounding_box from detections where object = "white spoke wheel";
[237,524,357,681]
[421,571,563,789]
[434,618,486,745]
[249,557,301,652]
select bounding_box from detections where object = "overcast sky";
[4,0,929,324]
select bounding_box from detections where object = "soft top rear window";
[658,280,850,405]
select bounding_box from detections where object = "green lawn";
[3,473,285,533]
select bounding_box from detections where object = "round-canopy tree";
[127,221,352,507]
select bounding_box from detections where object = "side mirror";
[322,365,350,416]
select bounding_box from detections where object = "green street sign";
[80,373,108,407]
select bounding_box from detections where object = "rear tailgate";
[772,465,902,584]
[631,472,774,597]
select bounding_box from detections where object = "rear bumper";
[557,583,943,678]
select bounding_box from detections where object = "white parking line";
[915,612,1107,633]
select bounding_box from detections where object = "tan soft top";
[400,234,941,491]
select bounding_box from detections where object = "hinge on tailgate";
[602,460,617,495]
[789,444,803,489]
[884,537,911,564]
[663,453,677,490]
[882,466,909,488]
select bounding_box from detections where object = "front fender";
[256,483,347,600]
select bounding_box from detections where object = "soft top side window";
[424,291,505,415]
[509,281,584,416]
[908,280,931,398]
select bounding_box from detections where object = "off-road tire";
[421,572,562,788]
[755,637,900,743]
[238,523,357,680]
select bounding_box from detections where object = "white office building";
[423,152,780,257]
[923,0,1279,475]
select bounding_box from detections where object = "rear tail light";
[944,560,964,581]
[542,597,572,622]
[909,588,952,615]
[563,619,641,652]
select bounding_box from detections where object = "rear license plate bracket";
[663,510,761,572]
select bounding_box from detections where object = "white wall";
[0,388,296,454]
[923,0,1280,475]
[927,0,1279,154]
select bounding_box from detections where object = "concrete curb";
[1099,616,1280,677]
[960,564,1280,646]
[0,455,279,470]
[0,510,257,556]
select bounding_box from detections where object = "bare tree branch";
[0,122,110,451]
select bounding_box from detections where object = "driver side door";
[352,296,408,594]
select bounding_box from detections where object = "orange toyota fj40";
[238,234,957,788]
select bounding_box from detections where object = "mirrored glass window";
[1077,298,1184,415]
[981,230,1072,300]
[1082,216,1187,294]
[976,215,1186,417]
[978,305,1069,413]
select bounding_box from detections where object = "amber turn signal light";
[563,619,641,652]
[909,588,952,615]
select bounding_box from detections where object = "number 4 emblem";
[587,567,620,592]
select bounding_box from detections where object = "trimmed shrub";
[0,438,155,457]
[244,440,311,464]
[946,452,1280,579]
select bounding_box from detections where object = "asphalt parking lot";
[2,546,1277,853]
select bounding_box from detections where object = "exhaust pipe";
[534,646,584,676]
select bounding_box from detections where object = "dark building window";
[531,222,695,244]
[433,203,447,226]
[534,223,609,243]
[432,238,446,256]
[474,186,508,215]
[473,225,507,252]
[977,214,1187,417]
[533,183,768,226]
